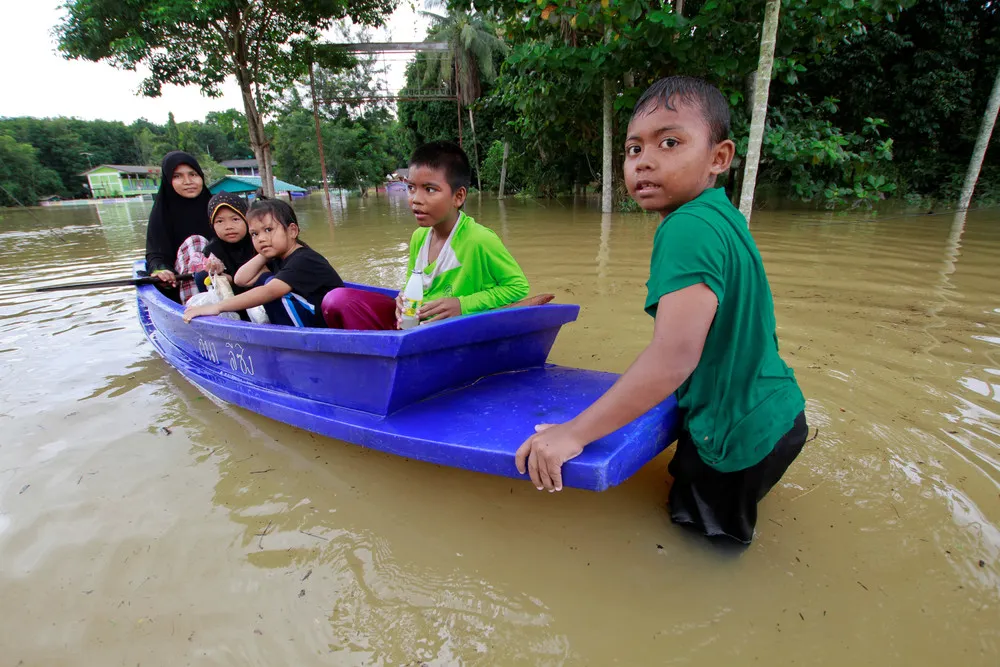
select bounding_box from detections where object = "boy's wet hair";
[247,199,298,229]
[409,141,472,193]
[632,76,731,144]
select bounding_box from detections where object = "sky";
[1,0,432,124]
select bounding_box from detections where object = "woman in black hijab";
[145,151,213,300]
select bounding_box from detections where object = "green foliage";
[454,0,920,204]
[56,0,399,195]
[738,95,897,206]
[398,56,460,145]
[56,0,398,114]
[0,117,105,198]
[204,110,252,156]
[788,0,1000,199]
[420,10,507,105]
[0,113,254,200]
[273,94,407,193]
[195,152,231,185]
[478,138,594,197]
[0,135,63,206]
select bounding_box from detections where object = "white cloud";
[0,0,430,124]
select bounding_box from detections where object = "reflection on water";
[0,195,998,664]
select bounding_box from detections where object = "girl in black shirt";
[183,199,344,327]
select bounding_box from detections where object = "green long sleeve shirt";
[405,211,529,315]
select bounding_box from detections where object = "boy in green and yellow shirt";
[321,141,529,329]
[397,141,529,324]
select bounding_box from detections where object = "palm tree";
[418,9,506,190]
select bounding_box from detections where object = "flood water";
[0,193,997,665]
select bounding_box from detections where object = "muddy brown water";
[0,194,997,665]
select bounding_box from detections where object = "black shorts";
[667,411,809,545]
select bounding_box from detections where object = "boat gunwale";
[133,260,580,359]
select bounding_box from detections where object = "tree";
[420,9,506,107]
[419,9,506,188]
[311,26,392,121]
[56,0,397,197]
[0,135,63,206]
[165,112,181,149]
[0,118,91,197]
[958,66,1000,210]
[467,0,911,205]
[205,110,253,158]
[133,127,157,165]
[739,0,781,222]
[792,0,1000,200]
[398,55,460,145]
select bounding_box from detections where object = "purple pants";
[321,287,397,331]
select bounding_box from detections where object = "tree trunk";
[235,68,275,198]
[958,66,1000,211]
[468,108,482,193]
[738,0,781,224]
[498,140,510,199]
[308,60,332,212]
[601,78,613,214]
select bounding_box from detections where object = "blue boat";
[134,260,679,490]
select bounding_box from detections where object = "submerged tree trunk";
[468,108,482,193]
[498,140,509,199]
[958,66,1000,211]
[601,78,613,214]
[738,0,781,224]
[308,60,332,212]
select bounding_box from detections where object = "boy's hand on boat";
[420,298,462,323]
[515,423,586,492]
[183,303,220,323]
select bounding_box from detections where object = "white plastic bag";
[185,277,240,321]
[210,274,269,324]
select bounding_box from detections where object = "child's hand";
[514,423,587,492]
[204,254,226,275]
[183,303,221,323]
[420,297,461,323]
[395,293,404,329]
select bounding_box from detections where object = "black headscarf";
[145,151,213,273]
[204,192,256,276]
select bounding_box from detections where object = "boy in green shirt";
[321,141,530,329]
[515,77,807,545]
[396,141,530,324]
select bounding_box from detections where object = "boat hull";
[135,262,679,490]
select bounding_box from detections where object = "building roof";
[208,175,307,194]
[82,164,160,176]
[220,159,274,169]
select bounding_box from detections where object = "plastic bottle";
[400,269,424,330]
